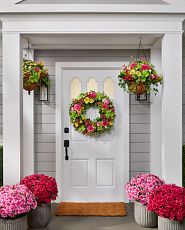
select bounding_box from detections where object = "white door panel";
[56,62,129,202]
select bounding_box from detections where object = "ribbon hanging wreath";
[69,91,116,137]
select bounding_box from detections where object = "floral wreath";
[69,91,116,136]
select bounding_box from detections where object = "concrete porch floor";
[30,203,157,230]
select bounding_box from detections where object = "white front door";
[56,62,129,202]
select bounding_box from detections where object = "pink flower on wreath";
[102,120,109,127]
[74,104,81,112]
[141,64,150,71]
[97,122,101,127]
[102,103,109,109]
[87,124,95,133]
[88,91,97,98]
[103,98,110,105]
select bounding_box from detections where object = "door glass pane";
[71,77,81,99]
[104,77,114,98]
[87,77,98,92]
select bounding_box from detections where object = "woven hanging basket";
[128,81,147,95]
[23,83,39,94]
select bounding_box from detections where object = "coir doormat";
[55,202,127,217]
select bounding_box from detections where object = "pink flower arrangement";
[20,174,58,205]
[148,184,185,222]
[125,174,164,205]
[0,184,37,219]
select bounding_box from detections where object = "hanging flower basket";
[23,60,49,94]
[118,59,163,95]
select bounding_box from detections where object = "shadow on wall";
[0,146,2,186]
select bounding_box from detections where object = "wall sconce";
[135,92,149,102]
[23,41,34,60]
[39,84,49,102]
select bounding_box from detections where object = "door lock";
[64,140,69,160]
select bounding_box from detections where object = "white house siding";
[34,49,150,178]
[0,35,2,145]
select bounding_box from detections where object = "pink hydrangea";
[125,174,164,205]
[0,184,37,219]
[148,184,185,222]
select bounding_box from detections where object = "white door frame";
[56,62,130,202]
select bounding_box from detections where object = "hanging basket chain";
[136,37,148,61]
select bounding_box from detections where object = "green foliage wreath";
[69,91,116,137]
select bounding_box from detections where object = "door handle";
[64,140,69,160]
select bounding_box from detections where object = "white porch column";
[161,32,183,185]
[150,47,162,178]
[23,41,34,177]
[23,91,34,177]
[3,33,23,185]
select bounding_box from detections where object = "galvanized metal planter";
[134,201,158,228]
[0,216,27,230]
[28,203,51,229]
[158,216,185,230]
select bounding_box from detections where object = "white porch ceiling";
[17,0,169,4]
[24,34,161,49]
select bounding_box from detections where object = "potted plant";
[23,60,49,94]
[148,184,185,230]
[125,174,164,228]
[0,184,37,230]
[20,174,58,228]
[118,59,163,95]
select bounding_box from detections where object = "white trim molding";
[1,14,184,34]
[150,47,162,178]
[3,32,23,185]
[161,32,183,185]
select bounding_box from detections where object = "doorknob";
[64,140,69,160]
